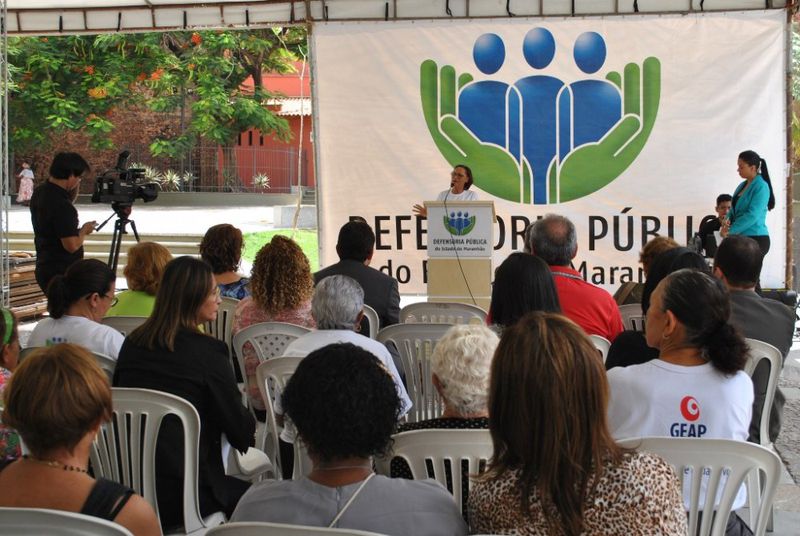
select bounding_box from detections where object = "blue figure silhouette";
[459,34,521,161]
[514,28,564,204]
[563,32,622,149]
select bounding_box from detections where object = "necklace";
[22,455,88,474]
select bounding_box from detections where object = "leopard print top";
[468,451,687,535]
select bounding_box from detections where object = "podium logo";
[420,27,661,204]
[443,211,476,236]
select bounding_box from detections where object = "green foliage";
[243,229,318,271]
[7,28,306,157]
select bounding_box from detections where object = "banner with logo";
[312,10,787,293]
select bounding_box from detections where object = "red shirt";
[549,265,624,342]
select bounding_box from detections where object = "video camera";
[91,150,158,208]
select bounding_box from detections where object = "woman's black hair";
[455,164,474,190]
[641,247,708,314]
[739,150,775,211]
[46,259,115,319]
[282,343,401,462]
[659,269,748,375]
[490,253,560,328]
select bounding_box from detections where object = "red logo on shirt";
[680,396,700,421]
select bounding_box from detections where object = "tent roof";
[4,0,789,35]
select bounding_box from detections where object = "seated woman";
[106,241,172,317]
[605,246,708,370]
[469,312,686,535]
[613,235,679,305]
[0,344,160,535]
[231,343,467,536]
[0,307,21,461]
[232,235,316,412]
[200,224,250,299]
[114,257,255,530]
[489,252,560,330]
[606,269,752,535]
[28,259,124,359]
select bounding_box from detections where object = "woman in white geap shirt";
[28,259,124,359]
[607,269,753,535]
[412,164,478,218]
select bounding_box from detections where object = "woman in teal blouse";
[722,150,775,257]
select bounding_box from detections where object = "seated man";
[526,214,623,341]
[698,193,732,258]
[714,235,794,444]
[315,220,400,331]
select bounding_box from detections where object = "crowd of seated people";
[2,215,784,536]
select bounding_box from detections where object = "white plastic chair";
[101,316,147,337]
[375,429,492,515]
[618,437,781,536]
[588,334,610,362]
[618,303,645,332]
[255,357,303,479]
[361,304,380,339]
[92,351,117,382]
[400,302,487,325]
[743,338,782,531]
[376,323,452,423]
[90,387,225,535]
[0,507,134,535]
[232,322,312,383]
[205,297,240,363]
[206,522,387,535]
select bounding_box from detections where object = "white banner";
[313,10,787,293]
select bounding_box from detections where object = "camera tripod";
[95,203,139,273]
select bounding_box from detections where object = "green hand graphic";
[548,57,661,203]
[420,59,533,203]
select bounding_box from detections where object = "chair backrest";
[101,316,147,337]
[255,357,303,479]
[618,303,645,332]
[206,522,387,535]
[90,387,214,534]
[361,304,380,339]
[375,429,492,515]
[400,302,487,325]
[232,322,312,371]
[743,338,782,448]
[588,334,610,362]
[376,323,452,423]
[204,297,240,360]
[0,507,134,535]
[618,437,781,536]
[92,351,117,382]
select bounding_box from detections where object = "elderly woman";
[0,344,160,535]
[232,235,316,412]
[200,224,251,299]
[232,343,466,535]
[28,259,124,359]
[106,241,173,317]
[469,313,685,535]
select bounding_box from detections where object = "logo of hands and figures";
[421,28,661,204]
[443,211,477,236]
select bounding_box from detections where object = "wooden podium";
[425,201,495,310]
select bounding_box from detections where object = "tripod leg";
[108,219,125,273]
[128,219,140,243]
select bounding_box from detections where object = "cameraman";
[30,152,97,293]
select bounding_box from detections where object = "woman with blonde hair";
[232,235,315,412]
[469,312,686,535]
[0,344,160,535]
[106,241,173,317]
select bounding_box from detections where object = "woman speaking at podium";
[412,164,477,217]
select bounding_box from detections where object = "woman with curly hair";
[200,224,250,299]
[231,343,466,535]
[232,235,316,411]
[106,242,173,317]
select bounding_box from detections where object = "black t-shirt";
[29,181,82,271]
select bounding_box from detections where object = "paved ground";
[7,201,800,533]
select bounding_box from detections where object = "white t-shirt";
[278,330,413,442]
[27,315,125,359]
[436,189,478,202]
[607,359,753,508]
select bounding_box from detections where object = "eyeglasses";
[88,292,118,307]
